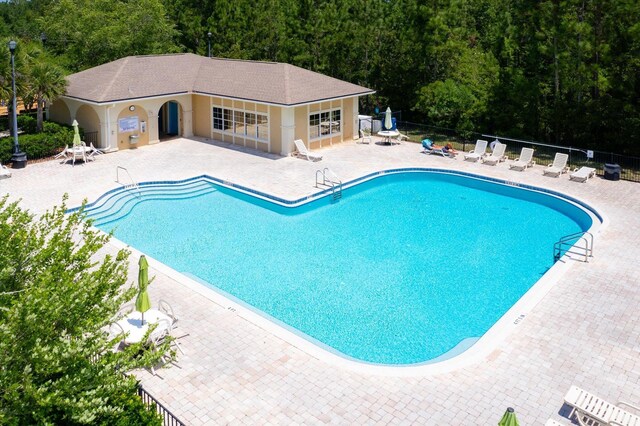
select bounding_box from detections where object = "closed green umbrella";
[72,119,81,147]
[384,107,393,130]
[498,407,519,426]
[135,255,151,324]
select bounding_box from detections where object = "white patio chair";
[0,162,11,179]
[293,139,322,161]
[464,139,488,162]
[544,153,570,177]
[108,322,126,352]
[482,142,508,166]
[70,143,87,165]
[87,143,104,160]
[116,303,134,318]
[509,147,536,171]
[158,299,178,329]
[570,166,597,183]
[54,145,69,162]
[358,129,372,144]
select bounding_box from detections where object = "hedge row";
[0,118,80,164]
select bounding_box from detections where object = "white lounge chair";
[293,139,323,161]
[570,166,597,183]
[482,142,508,166]
[509,147,536,171]
[464,139,488,162]
[421,140,453,158]
[544,153,570,177]
[0,162,11,179]
[564,385,640,426]
[358,129,372,144]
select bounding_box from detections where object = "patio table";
[116,309,171,345]
[377,130,400,145]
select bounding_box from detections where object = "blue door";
[168,101,179,135]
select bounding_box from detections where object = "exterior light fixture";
[8,40,27,169]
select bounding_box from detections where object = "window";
[233,110,245,135]
[257,114,268,140]
[213,107,223,130]
[223,109,233,131]
[309,108,341,139]
[212,106,269,141]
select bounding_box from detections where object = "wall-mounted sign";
[118,116,138,133]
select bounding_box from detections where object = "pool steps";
[85,180,216,227]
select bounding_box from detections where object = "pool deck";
[2,137,639,425]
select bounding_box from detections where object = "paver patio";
[2,137,639,425]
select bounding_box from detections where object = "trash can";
[129,134,140,145]
[603,163,621,181]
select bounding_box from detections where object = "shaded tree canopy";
[0,0,638,153]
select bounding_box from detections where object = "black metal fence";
[396,121,640,182]
[138,384,186,426]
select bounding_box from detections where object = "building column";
[147,109,159,144]
[353,97,359,140]
[281,107,295,156]
[182,108,194,138]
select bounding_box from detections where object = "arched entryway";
[76,104,102,148]
[158,100,182,140]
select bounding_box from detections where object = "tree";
[0,196,169,425]
[38,0,180,71]
[24,50,67,132]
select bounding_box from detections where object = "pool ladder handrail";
[315,168,342,201]
[116,166,141,196]
[553,231,593,263]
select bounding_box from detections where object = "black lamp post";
[8,40,26,169]
[207,32,212,58]
[40,32,47,47]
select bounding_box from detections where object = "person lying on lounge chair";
[443,143,458,156]
[422,139,444,151]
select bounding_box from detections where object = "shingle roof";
[64,53,374,105]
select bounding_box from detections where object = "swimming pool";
[82,170,598,365]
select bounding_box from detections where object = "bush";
[0,121,76,163]
[17,114,37,134]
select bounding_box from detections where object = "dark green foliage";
[17,114,36,133]
[0,197,166,425]
[1,0,639,152]
[0,120,75,162]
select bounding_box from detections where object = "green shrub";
[0,121,75,163]
[17,115,37,134]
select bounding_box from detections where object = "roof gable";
[64,53,374,105]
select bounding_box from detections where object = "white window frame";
[211,106,269,143]
[309,108,342,141]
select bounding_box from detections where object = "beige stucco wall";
[269,106,282,154]
[49,92,362,156]
[116,105,150,149]
[49,99,71,125]
[76,104,101,145]
[192,94,211,138]
[294,106,307,146]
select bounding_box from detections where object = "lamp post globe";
[8,40,27,169]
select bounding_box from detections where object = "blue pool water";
[89,172,593,365]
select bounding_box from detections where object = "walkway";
[2,137,638,425]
